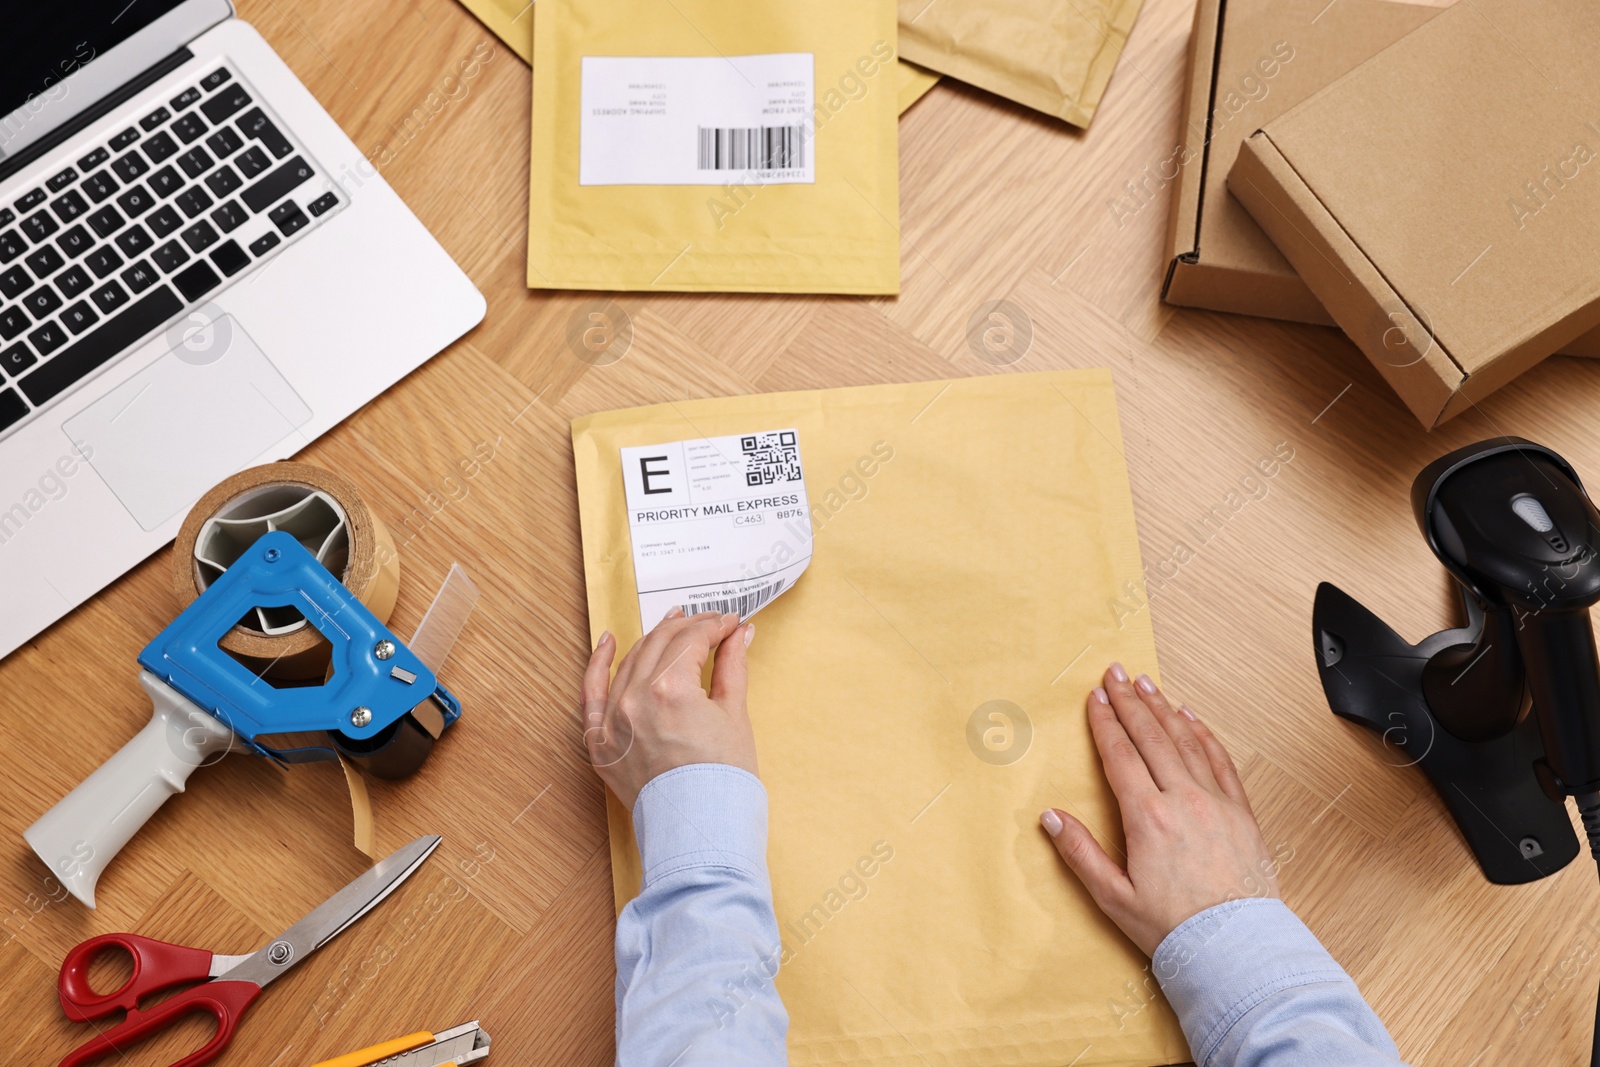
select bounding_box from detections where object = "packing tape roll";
[172,462,401,681]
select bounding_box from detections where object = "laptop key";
[81,171,119,203]
[0,266,29,298]
[60,301,98,335]
[173,113,208,144]
[146,205,182,238]
[86,206,124,239]
[269,201,309,237]
[149,166,183,198]
[121,260,157,293]
[248,231,280,257]
[90,280,129,315]
[171,86,202,112]
[206,127,243,158]
[172,261,221,301]
[181,220,218,253]
[237,109,292,158]
[308,192,339,217]
[20,211,57,241]
[0,230,23,262]
[201,85,252,124]
[111,151,149,181]
[18,285,183,406]
[204,166,241,198]
[143,131,178,163]
[210,201,247,233]
[115,224,153,257]
[0,308,28,340]
[210,239,249,277]
[140,106,171,131]
[56,265,91,298]
[28,321,67,356]
[56,225,92,258]
[77,147,110,171]
[243,157,313,213]
[51,190,88,222]
[234,146,270,180]
[84,246,123,279]
[176,146,213,179]
[201,68,232,91]
[109,127,140,151]
[22,286,62,317]
[14,188,45,212]
[0,386,25,430]
[24,247,63,277]
[0,209,11,228]
[152,241,188,273]
[0,342,34,377]
[175,187,213,219]
[46,168,77,192]
[116,185,154,218]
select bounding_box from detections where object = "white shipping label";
[621,430,813,628]
[579,54,816,186]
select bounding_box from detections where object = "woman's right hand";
[1039,664,1282,956]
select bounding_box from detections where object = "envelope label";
[621,430,813,626]
[579,54,816,186]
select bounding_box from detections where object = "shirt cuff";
[1152,897,1354,1066]
[632,763,770,889]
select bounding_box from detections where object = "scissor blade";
[223,835,441,989]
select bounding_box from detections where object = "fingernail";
[597,630,612,649]
[724,612,740,624]
[1040,809,1064,836]
[743,623,756,648]
[1091,686,1109,704]
[1180,704,1198,722]
[665,606,684,620]
[1109,662,1129,683]
[1136,673,1156,695]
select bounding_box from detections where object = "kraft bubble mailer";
[528,0,900,293]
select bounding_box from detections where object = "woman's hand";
[582,608,758,810]
[1041,664,1280,956]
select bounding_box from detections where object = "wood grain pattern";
[3,0,1597,1062]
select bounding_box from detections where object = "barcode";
[697,125,805,170]
[677,580,784,619]
[741,431,801,486]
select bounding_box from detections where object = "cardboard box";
[1229,0,1600,426]
[1162,0,1438,324]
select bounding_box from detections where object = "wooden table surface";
[8,0,1600,1062]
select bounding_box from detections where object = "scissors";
[55,835,441,1067]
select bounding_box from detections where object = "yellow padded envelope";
[449,0,941,111]
[572,371,1187,1067]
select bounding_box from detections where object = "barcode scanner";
[1312,437,1600,1064]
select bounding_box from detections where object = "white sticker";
[580,54,815,186]
[621,430,813,627]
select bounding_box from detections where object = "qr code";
[741,431,801,486]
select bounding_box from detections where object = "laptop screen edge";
[0,0,235,162]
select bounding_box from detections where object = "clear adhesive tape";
[171,462,401,681]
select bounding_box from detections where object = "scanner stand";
[1312,581,1578,885]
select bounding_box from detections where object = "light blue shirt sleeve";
[614,763,789,1066]
[1152,897,1406,1067]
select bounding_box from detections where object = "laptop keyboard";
[0,65,342,439]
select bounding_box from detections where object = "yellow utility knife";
[311,1021,490,1067]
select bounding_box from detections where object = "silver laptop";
[0,1,486,659]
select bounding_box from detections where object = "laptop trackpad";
[63,315,312,531]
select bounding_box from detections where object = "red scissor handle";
[58,934,216,1022]
[57,979,261,1067]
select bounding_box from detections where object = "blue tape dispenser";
[25,530,464,908]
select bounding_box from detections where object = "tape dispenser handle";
[24,672,234,908]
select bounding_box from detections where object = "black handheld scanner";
[1414,439,1600,795]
